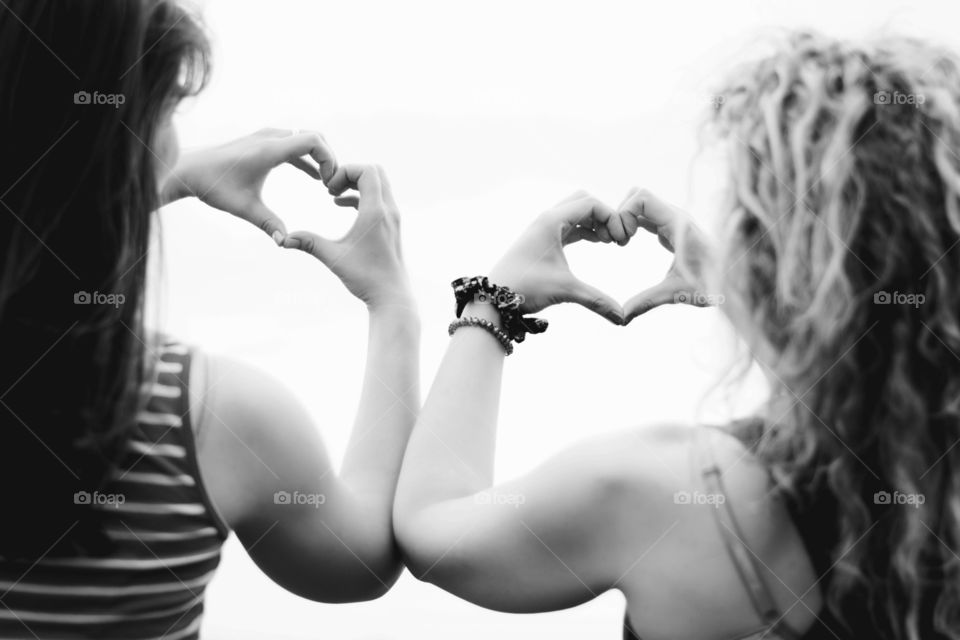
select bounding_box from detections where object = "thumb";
[281,230,337,264]
[246,200,288,245]
[623,279,683,324]
[568,278,624,325]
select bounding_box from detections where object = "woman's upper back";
[610,422,826,640]
[0,341,228,640]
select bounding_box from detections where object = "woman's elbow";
[298,557,403,603]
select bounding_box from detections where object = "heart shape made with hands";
[547,188,714,325]
[261,160,357,243]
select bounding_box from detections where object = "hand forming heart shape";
[167,128,337,242]
[616,188,715,324]
[488,188,715,326]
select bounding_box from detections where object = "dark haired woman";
[395,32,960,639]
[0,1,418,637]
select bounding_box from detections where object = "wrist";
[450,275,547,346]
[364,272,415,310]
[367,291,419,322]
[487,265,523,293]
[461,300,502,328]
[368,306,421,350]
[161,163,196,204]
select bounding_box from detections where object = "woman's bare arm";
[194,164,420,602]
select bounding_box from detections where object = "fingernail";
[272,231,284,247]
[284,237,301,250]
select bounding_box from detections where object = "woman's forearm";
[340,301,422,510]
[394,300,506,516]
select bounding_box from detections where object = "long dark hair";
[0,0,209,559]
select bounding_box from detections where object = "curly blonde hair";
[705,31,960,638]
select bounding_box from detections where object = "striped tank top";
[0,341,229,639]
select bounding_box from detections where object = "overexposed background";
[153,1,960,638]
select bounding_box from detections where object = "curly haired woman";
[395,31,960,640]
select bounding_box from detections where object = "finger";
[334,195,360,209]
[620,210,640,238]
[553,196,623,245]
[375,165,399,212]
[594,225,614,243]
[618,188,657,235]
[326,164,383,203]
[273,132,338,182]
[606,211,629,246]
[567,278,624,325]
[563,226,604,243]
[287,155,322,180]
[589,191,634,245]
[620,188,682,243]
[623,279,682,324]
[617,187,639,210]
[245,200,288,244]
[617,190,641,238]
[562,219,612,245]
[281,230,336,264]
[328,165,388,224]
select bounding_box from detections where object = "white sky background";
[153,1,960,638]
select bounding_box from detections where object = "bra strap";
[696,429,802,640]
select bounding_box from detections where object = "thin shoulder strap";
[696,429,802,640]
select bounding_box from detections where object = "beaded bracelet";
[448,316,514,356]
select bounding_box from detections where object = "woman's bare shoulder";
[589,423,824,638]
